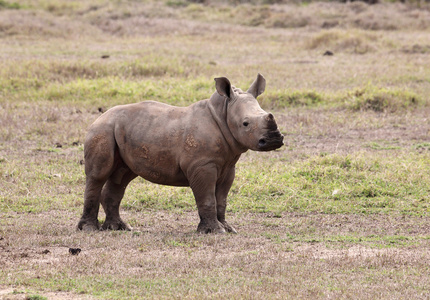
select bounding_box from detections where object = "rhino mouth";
[257,130,284,151]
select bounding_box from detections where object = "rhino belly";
[126,145,189,186]
[114,119,189,186]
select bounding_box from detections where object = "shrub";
[344,86,422,112]
[306,30,378,54]
[0,0,20,9]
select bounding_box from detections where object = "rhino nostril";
[258,139,266,147]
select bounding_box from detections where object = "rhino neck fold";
[208,96,247,156]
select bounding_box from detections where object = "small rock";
[69,248,82,255]
[42,249,50,254]
[321,21,339,29]
[55,142,63,148]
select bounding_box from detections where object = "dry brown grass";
[1,210,429,299]
[1,102,430,298]
[1,0,430,299]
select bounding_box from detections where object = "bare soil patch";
[1,210,429,299]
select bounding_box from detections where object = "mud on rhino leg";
[100,167,137,231]
[215,167,237,234]
[189,166,225,234]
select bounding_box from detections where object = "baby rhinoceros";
[77,74,284,234]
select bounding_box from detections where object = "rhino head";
[214,73,284,152]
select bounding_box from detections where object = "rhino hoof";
[102,220,132,231]
[197,222,226,234]
[77,220,101,232]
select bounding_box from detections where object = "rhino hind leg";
[78,131,117,231]
[100,166,137,231]
[77,178,105,231]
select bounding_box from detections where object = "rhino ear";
[247,73,266,98]
[215,77,232,98]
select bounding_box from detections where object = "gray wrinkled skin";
[77,74,284,234]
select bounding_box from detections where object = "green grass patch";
[343,85,422,112]
[26,295,47,300]
[112,152,430,216]
[0,58,427,111]
[364,141,401,150]
[2,76,215,107]
[2,149,429,216]
[241,86,423,111]
[262,89,324,108]
[414,142,430,151]
[0,151,85,213]
[124,184,195,212]
[229,152,430,215]
[0,0,20,9]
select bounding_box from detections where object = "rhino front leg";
[100,168,137,231]
[216,167,237,234]
[189,166,225,234]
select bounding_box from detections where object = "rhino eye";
[243,122,249,127]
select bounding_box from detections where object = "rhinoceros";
[77,74,284,234]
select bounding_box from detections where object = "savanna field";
[0,0,430,299]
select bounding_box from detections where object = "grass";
[0,0,430,299]
[305,29,382,54]
[1,211,429,299]
[231,152,430,215]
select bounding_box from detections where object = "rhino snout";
[257,129,284,151]
[258,138,267,147]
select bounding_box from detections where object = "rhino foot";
[102,219,132,231]
[220,221,237,234]
[197,220,226,234]
[77,219,101,232]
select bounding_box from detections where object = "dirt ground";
[1,105,430,298]
[1,208,430,299]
